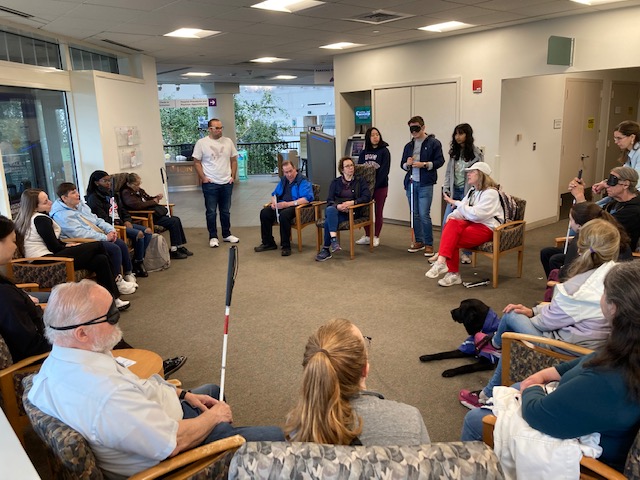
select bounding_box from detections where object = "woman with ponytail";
[285,318,429,446]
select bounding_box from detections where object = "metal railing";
[163,140,300,175]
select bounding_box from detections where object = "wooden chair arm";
[555,236,574,248]
[61,238,96,244]
[579,457,626,480]
[11,256,75,264]
[481,414,497,448]
[0,353,49,377]
[130,216,150,227]
[546,280,559,288]
[502,332,594,357]
[494,219,526,232]
[346,200,374,210]
[16,283,40,291]
[127,434,246,480]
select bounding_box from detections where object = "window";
[0,30,61,69]
[69,46,119,74]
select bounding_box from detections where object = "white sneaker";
[115,298,130,311]
[438,272,462,287]
[460,252,472,264]
[356,235,370,245]
[124,273,138,287]
[425,261,448,278]
[223,235,239,243]
[116,274,137,295]
[373,236,380,247]
[209,238,219,248]
[427,251,439,262]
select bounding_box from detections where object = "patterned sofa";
[228,441,505,479]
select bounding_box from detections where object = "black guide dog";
[419,299,499,377]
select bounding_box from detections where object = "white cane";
[160,167,171,217]
[410,179,415,243]
[273,195,280,224]
[110,177,116,226]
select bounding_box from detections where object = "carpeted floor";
[23,183,569,477]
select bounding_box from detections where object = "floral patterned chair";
[481,332,640,480]
[315,165,376,259]
[229,441,504,479]
[469,196,526,288]
[22,374,245,480]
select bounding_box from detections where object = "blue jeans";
[405,183,434,245]
[102,238,132,275]
[323,205,348,246]
[181,384,285,443]
[125,224,151,261]
[461,383,521,441]
[202,182,234,239]
[482,312,544,397]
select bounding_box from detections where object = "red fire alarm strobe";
[472,79,482,93]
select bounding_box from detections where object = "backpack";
[494,188,519,224]
[143,233,170,272]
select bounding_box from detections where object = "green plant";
[159,104,207,145]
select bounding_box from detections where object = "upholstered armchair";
[480,332,637,480]
[229,441,505,479]
[315,165,376,259]
[22,374,246,480]
[0,334,48,445]
[7,255,89,289]
[470,196,526,287]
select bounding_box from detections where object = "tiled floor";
[169,175,279,229]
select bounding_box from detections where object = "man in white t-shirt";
[192,118,239,248]
[28,280,284,479]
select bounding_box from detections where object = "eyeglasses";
[363,335,372,348]
[343,163,355,168]
[409,125,422,133]
[613,134,627,141]
[98,177,112,184]
[49,302,120,331]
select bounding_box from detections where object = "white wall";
[334,6,640,226]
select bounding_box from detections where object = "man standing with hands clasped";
[401,116,444,256]
[254,160,314,256]
[193,118,240,248]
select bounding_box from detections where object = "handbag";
[152,204,169,218]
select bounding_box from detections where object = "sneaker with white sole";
[458,389,490,410]
[373,236,380,247]
[427,251,439,262]
[223,235,239,243]
[356,235,370,245]
[124,273,138,287]
[115,298,130,311]
[460,252,472,264]
[315,248,332,262]
[425,261,448,278]
[438,272,462,287]
[209,238,219,248]
[115,274,137,295]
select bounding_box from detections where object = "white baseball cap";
[465,162,492,176]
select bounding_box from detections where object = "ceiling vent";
[347,10,414,25]
[101,39,144,52]
[0,6,33,18]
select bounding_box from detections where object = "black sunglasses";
[409,125,422,133]
[49,302,120,331]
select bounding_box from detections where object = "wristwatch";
[294,200,298,206]
[179,389,190,400]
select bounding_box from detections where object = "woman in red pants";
[425,162,502,287]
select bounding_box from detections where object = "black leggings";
[50,242,119,298]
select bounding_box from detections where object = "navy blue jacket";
[326,175,371,206]
[400,134,445,189]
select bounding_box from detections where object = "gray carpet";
[118,219,565,443]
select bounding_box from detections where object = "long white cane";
[160,167,172,217]
[273,195,280,223]
[410,179,415,243]
[219,246,238,401]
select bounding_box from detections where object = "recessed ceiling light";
[320,42,363,50]
[273,75,297,80]
[251,0,324,13]
[250,57,289,63]
[164,28,220,39]
[418,21,473,33]
[182,72,212,77]
[570,0,626,4]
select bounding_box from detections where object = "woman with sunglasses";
[285,318,430,446]
[570,166,640,250]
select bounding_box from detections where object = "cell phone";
[577,169,583,181]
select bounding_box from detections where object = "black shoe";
[254,243,278,252]
[281,247,291,256]
[170,249,188,259]
[132,260,148,278]
[177,246,193,256]
[163,356,187,378]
